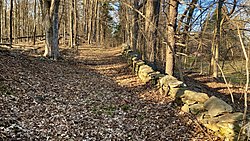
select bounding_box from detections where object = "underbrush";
[184,58,249,86]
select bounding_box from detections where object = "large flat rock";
[180,90,209,105]
[204,96,233,117]
[209,113,243,124]
[159,75,183,88]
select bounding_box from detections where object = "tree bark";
[165,0,178,75]
[10,0,13,46]
[14,0,18,43]
[144,0,160,67]
[69,0,73,48]
[96,1,100,44]
[132,0,139,51]
[83,0,87,37]
[211,0,224,78]
[87,1,93,44]
[0,0,2,43]
[91,0,97,43]
[73,0,78,47]
[4,0,6,42]
[125,2,130,45]
[152,0,160,67]
[33,0,37,45]
[17,0,20,40]
[42,0,60,59]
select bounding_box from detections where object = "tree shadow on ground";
[0,46,219,140]
[183,74,248,113]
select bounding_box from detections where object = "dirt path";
[0,46,218,140]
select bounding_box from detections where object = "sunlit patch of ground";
[0,43,219,140]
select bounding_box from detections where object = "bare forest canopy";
[0,0,250,81]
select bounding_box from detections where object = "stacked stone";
[122,44,164,84]
[121,46,249,141]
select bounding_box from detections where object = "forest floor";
[0,43,247,140]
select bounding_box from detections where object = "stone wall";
[121,44,249,141]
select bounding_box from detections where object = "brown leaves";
[0,46,217,140]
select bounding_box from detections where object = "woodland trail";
[0,45,218,140]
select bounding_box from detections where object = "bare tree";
[87,1,93,44]
[165,0,178,75]
[0,0,2,43]
[33,0,37,45]
[10,0,13,46]
[73,0,78,47]
[69,0,73,48]
[40,0,60,59]
[144,0,160,67]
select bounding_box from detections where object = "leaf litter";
[0,46,219,140]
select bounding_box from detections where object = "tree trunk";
[42,0,60,59]
[144,0,152,62]
[87,1,93,44]
[132,0,139,51]
[73,0,78,47]
[144,0,160,67]
[52,0,60,58]
[4,0,6,43]
[91,0,97,42]
[63,2,67,45]
[180,0,198,68]
[69,0,73,48]
[211,0,224,78]
[25,0,29,42]
[10,0,13,46]
[83,0,87,38]
[125,3,130,45]
[0,0,2,43]
[17,0,20,40]
[33,0,37,45]
[165,0,178,75]
[14,0,18,43]
[96,1,100,44]
[152,0,160,67]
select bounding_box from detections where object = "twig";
[0,74,12,81]
[237,24,249,123]
[168,104,214,140]
[0,63,12,81]
[0,74,39,93]
[17,78,39,92]
[237,122,250,141]
[216,61,234,103]
[184,112,214,141]
[193,119,214,141]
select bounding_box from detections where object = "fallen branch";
[180,109,213,141]
[0,74,12,81]
[0,35,45,40]
[193,119,214,141]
